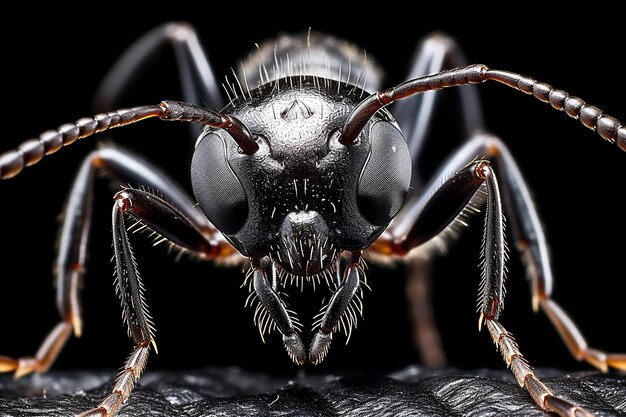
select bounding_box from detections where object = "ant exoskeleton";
[1,22,624,417]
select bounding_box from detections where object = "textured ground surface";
[0,367,624,416]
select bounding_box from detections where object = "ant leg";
[93,21,223,112]
[480,139,626,372]
[0,145,237,379]
[394,32,484,169]
[404,258,446,366]
[540,301,626,371]
[370,135,602,416]
[78,170,239,417]
[409,132,626,372]
[394,33,485,367]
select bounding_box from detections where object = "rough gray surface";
[0,367,624,416]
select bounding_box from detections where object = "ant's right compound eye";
[191,132,248,235]
[356,121,411,227]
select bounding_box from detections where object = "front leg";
[0,142,237,416]
[372,154,596,417]
[387,133,626,373]
[80,185,236,417]
[79,195,154,417]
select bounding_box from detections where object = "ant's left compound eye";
[356,121,411,226]
[191,132,248,235]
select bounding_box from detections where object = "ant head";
[191,78,411,276]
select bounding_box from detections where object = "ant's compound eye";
[191,132,248,235]
[356,121,411,226]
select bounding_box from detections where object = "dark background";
[1,8,623,381]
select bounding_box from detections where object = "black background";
[1,7,623,381]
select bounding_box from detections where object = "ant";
[1,22,624,416]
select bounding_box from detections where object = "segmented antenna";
[0,101,258,180]
[339,64,625,152]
